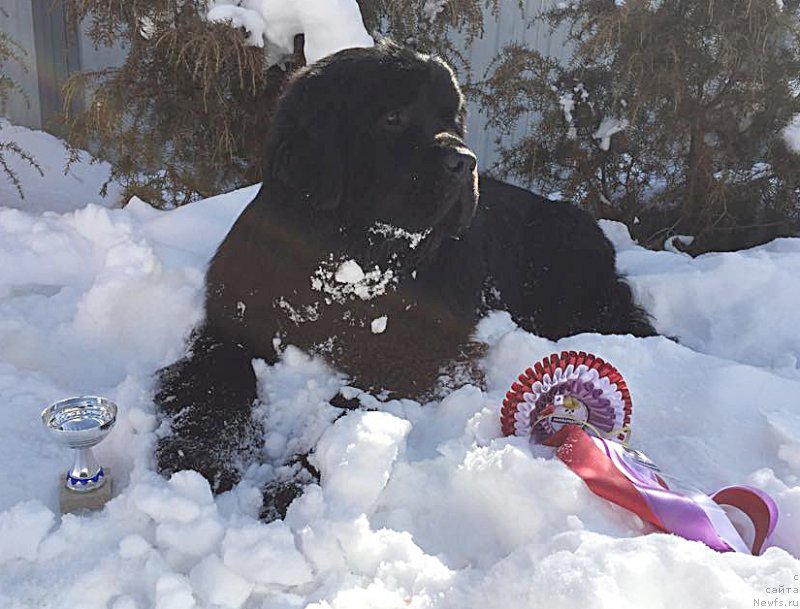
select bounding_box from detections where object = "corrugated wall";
[2,0,570,175]
[0,1,40,128]
[459,0,571,175]
[0,2,124,130]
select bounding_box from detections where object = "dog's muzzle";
[442,144,479,236]
[443,146,477,177]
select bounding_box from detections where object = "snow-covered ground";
[0,120,123,214]
[1,129,799,609]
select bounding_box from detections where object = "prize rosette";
[500,351,632,444]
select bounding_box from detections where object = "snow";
[593,116,629,151]
[558,91,577,140]
[312,255,397,304]
[663,234,695,254]
[207,0,374,64]
[784,114,800,153]
[0,500,55,564]
[1,126,799,608]
[371,315,388,334]
[312,411,411,518]
[422,0,448,21]
[602,220,800,376]
[334,259,365,284]
[369,221,431,250]
[0,120,123,213]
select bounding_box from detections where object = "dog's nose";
[444,148,477,176]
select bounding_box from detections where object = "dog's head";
[263,41,479,239]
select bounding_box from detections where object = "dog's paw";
[156,409,263,493]
[259,454,320,521]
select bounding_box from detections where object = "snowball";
[132,484,202,524]
[313,256,396,302]
[154,574,196,609]
[0,500,55,564]
[167,470,215,506]
[119,534,152,559]
[222,522,313,586]
[155,516,224,559]
[370,315,388,334]
[312,411,411,517]
[189,555,254,609]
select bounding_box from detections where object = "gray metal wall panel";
[0,0,40,129]
[3,0,571,184]
[31,0,79,134]
[461,0,571,179]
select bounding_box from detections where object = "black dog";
[155,42,654,493]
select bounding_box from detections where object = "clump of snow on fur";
[371,315,388,334]
[369,221,431,249]
[334,259,365,284]
[275,296,320,324]
[312,254,397,303]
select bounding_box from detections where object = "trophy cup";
[41,396,118,514]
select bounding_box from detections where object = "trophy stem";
[67,447,106,492]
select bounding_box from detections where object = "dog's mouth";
[442,203,469,239]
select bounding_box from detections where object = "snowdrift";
[1,155,799,608]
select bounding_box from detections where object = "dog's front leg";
[154,327,262,493]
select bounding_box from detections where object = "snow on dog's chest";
[272,223,433,336]
[273,254,400,335]
[312,256,397,303]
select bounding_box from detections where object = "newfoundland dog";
[155,42,654,493]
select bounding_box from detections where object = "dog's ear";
[264,76,345,212]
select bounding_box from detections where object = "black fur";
[155,42,654,492]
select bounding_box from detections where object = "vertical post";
[30,0,80,135]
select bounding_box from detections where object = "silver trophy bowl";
[41,396,117,493]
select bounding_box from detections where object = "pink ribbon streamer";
[547,425,778,554]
